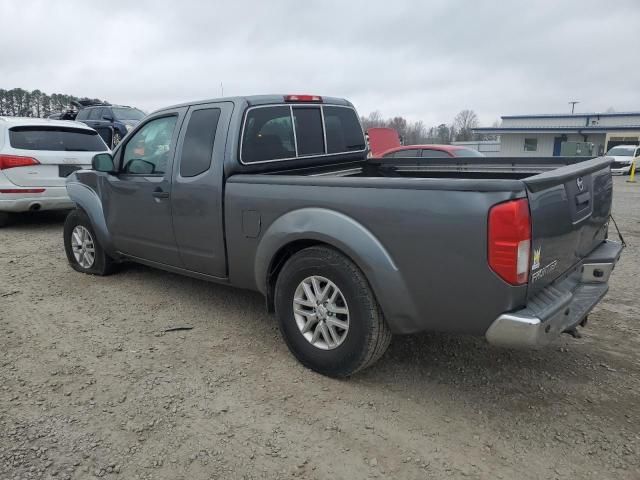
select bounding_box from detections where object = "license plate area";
[59,165,82,177]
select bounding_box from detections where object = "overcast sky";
[1,0,639,125]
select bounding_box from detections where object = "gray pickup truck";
[64,94,623,377]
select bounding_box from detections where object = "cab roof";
[154,94,353,114]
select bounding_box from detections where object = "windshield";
[454,148,485,157]
[112,107,145,121]
[606,146,635,156]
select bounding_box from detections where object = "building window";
[524,138,538,152]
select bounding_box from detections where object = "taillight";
[284,94,323,103]
[488,198,531,285]
[0,154,40,170]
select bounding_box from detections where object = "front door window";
[122,116,177,175]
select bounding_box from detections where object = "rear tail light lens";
[284,94,323,103]
[488,198,531,285]
[0,154,40,170]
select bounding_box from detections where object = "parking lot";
[0,176,638,480]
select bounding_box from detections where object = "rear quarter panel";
[225,176,528,335]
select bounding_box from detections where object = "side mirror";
[92,153,116,174]
[102,115,114,121]
[124,159,155,175]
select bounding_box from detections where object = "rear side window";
[242,106,296,163]
[9,127,108,152]
[323,106,365,154]
[393,149,420,157]
[180,108,221,177]
[98,108,112,120]
[87,108,101,120]
[241,104,365,164]
[421,149,449,158]
[452,148,484,158]
[293,107,324,156]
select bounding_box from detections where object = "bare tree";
[360,110,475,145]
[387,117,408,142]
[453,109,479,141]
[436,124,453,144]
[360,110,386,130]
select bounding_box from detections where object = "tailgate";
[4,125,105,187]
[524,157,613,296]
[4,150,93,187]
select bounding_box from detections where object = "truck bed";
[225,156,613,336]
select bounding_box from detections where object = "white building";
[450,140,500,154]
[474,111,640,157]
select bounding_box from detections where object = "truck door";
[170,102,233,278]
[102,108,186,267]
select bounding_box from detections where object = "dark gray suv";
[75,105,145,148]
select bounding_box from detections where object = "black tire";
[0,212,10,228]
[275,246,392,377]
[63,209,115,275]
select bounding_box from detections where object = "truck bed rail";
[370,155,599,175]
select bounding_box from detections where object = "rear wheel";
[0,212,10,228]
[63,209,115,275]
[275,246,391,377]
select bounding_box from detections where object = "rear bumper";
[485,240,623,348]
[0,186,74,212]
[611,166,631,175]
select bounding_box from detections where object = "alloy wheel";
[71,225,96,269]
[293,275,350,350]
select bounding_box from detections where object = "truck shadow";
[357,330,619,408]
[2,211,67,229]
[115,262,624,413]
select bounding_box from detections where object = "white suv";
[606,144,640,175]
[0,117,109,226]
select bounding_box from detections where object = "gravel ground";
[1,176,639,480]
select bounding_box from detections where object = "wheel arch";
[256,208,419,333]
[66,179,117,257]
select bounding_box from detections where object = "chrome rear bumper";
[486,240,623,348]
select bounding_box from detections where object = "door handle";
[152,188,170,199]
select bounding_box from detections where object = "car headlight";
[125,124,133,132]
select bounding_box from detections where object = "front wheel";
[63,209,115,275]
[275,246,391,377]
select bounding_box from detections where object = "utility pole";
[220,83,224,97]
[569,101,579,114]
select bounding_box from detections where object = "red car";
[378,144,485,158]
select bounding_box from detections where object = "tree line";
[0,88,106,118]
[360,109,493,144]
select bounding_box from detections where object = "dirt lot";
[1,177,638,480]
